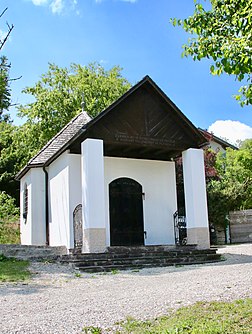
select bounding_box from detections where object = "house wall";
[208,140,226,154]
[48,151,82,249]
[20,168,46,245]
[48,151,70,248]
[68,154,82,248]
[104,157,177,246]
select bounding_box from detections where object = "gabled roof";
[16,111,91,180]
[16,75,207,180]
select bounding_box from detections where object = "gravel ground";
[0,244,252,334]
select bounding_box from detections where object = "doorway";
[109,177,144,246]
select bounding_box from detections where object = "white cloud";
[95,0,138,3]
[29,0,78,15]
[208,120,252,144]
[0,29,7,40]
[50,0,64,14]
[31,0,48,5]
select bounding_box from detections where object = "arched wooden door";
[109,178,144,246]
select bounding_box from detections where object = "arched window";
[23,183,28,222]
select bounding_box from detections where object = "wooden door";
[109,178,144,246]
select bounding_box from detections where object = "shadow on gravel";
[0,282,55,296]
[0,263,75,296]
[119,252,252,277]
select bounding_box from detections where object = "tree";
[0,56,11,122]
[207,139,252,229]
[18,62,131,152]
[0,7,14,51]
[216,140,252,210]
[0,63,131,204]
[0,7,14,122]
[171,0,252,106]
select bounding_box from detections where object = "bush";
[0,191,20,244]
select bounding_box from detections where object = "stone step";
[64,252,221,267]
[62,247,218,263]
[0,244,67,260]
[76,256,222,273]
[63,247,222,272]
[76,256,221,269]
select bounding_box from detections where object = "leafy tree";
[0,56,11,122]
[207,139,252,230]
[0,122,30,202]
[171,0,252,106]
[18,62,131,151]
[0,63,131,204]
[216,140,252,210]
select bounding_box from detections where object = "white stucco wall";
[20,168,46,245]
[20,171,32,245]
[182,148,209,229]
[208,140,226,154]
[68,153,82,248]
[48,151,82,249]
[104,157,177,246]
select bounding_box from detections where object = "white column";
[81,138,106,253]
[182,148,210,249]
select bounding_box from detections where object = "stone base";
[187,227,210,249]
[82,228,106,253]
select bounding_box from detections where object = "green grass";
[0,254,31,282]
[82,326,102,334]
[117,299,252,334]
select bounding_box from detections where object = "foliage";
[0,56,11,121]
[0,255,30,282]
[207,139,252,227]
[0,191,20,244]
[171,0,252,106]
[82,326,102,334]
[118,299,252,333]
[0,122,27,202]
[0,62,131,205]
[216,141,252,210]
[18,62,131,151]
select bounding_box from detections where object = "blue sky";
[1,0,252,143]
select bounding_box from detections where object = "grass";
[0,254,31,282]
[82,326,102,334]
[117,299,252,334]
[0,220,20,244]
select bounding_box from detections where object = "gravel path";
[1,244,252,334]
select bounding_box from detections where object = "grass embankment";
[83,299,252,334]
[0,254,30,282]
[119,299,252,334]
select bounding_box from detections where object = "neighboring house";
[199,128,238,153]
[16,76,210,253]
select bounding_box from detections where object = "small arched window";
[23,183,28,222]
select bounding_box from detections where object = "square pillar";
[182,148,210,249]
[81,138,106,253]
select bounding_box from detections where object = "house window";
[23,183,28,222]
